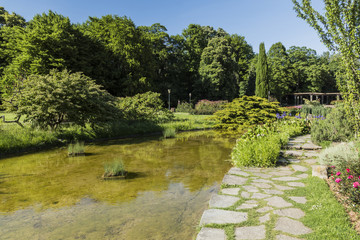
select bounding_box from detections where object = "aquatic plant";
[103,159,126,177]
[163,127,176,138]
[68,141,85,156]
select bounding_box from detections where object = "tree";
[267,42,295,102]
[293,0,360,131]
[13,69,119,130]
[255,43,269,98]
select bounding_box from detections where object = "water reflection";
[0,131,235,239]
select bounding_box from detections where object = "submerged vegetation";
[68,141,85,156]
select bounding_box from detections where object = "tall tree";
[198,37,238,100]
[255,42,269,98]
[293,0,360,131]
[267,42,295,102]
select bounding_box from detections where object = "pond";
[0,131,236,239]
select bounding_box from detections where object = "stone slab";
[243,185,259,193]
[251,192,271,199]
[266,196,293,208]
[269,171,294,176]
[237,203,258,210]
[312,165,328,179]
[275,217,312,235]
[303,151,320,158]
[289,196,307,204]
[209,194,240,208]
[304,159,318,165]
[292,165,308,172]
[200,209,248,225]
[228,167,250,177]
[284,150,304,157]
[235,225,266,240]
[259,213,270,223]
[276,234,302,240]
[274,208,305,219]
[273,184,294,191]
[302,143,322,150]
[252,172,272,178]
[222,174,247,185]
[221,188,240,196]
[288,182,305,187]
[241,191,251,198]
[263,189,284,195]
[273,177,300,181]
[257,206,273,213]
[253,183,272,189]
[297,174,308,179]
[288,159,301,163]
[252,179,273,183]
[196,228,226,240]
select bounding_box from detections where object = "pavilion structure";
[292,92,341,105]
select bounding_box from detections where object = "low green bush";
[176,102,194,114]
[318,142,360,172]
[212,96,283,131]
[311,104,354,144]
[116,91,174,123]
[193,99,227,115]
[68,141,85,155]
[231,118,309,167]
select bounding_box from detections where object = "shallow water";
[0,131,235,239]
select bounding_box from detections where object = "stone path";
[196,134,322,240]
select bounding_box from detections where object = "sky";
[1,0,328,54]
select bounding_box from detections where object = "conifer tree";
[255,42,269,98]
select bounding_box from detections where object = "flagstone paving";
[196,134,322,240]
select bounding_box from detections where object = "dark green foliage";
[311,104,354,144]
[116,91,174,123]
[255,43,269,98]
[212,95,282,131]
[193,99,227,115]
[14,69,119,130]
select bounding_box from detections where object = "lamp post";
[189,93,192,104]
[168,89,171,110]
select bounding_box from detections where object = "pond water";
[0,131,235,240]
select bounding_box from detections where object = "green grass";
[0,112,215,156]
[162,127,176,138]
[68,141,85,155]
[287,176,359,239]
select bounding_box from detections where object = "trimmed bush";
[212,96,283,131]
[176,102,194,114]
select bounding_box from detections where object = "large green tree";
[255,42,269,98]
[14,69,118,130]
[267,42,295,102]
[198,37,238,100]
[293,0,360,131]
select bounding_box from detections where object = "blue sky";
[2,0,328,54]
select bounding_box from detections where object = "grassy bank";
[0,112,214,157]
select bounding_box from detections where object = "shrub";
[318,142,360,172]
[14,69,119,130]
[212,96,283,131]
[116,91,174,123]
[193,99,227,115]
[176,102,194,114]
[231,118,309,167]
[311,104,354,144]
